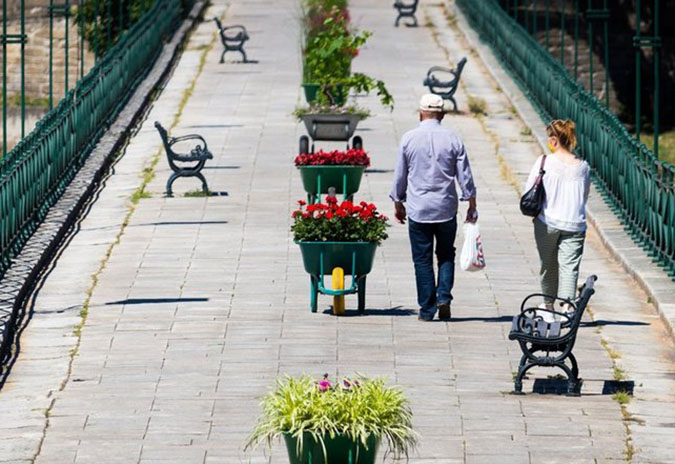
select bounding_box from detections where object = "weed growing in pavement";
[467,96,487,116]
[520,127,532,136]
[184,189,212,197]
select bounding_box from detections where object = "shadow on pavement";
[105,297,209,305]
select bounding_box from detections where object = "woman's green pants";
[534,218,586,303]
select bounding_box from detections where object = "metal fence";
[0,0,186,278]
[457,0,674,278]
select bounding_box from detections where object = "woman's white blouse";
[525,155,591,233]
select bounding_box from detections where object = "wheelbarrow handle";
[317,251,359,296]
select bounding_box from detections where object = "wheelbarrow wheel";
[299,135,310,155]
[332,267,345,316]
[352,135,363,150]
[357,276,366,314]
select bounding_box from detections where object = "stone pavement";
[1,0,674,463]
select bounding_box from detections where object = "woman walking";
[525,120,590,311]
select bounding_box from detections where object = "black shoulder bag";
[520,155,547,217]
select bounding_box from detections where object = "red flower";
[298,200,307,206]
[294,149,370,167]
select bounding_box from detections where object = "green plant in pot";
[245,374,417,464]
[302,15,393,110]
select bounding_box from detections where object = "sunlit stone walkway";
[1,1,674,463]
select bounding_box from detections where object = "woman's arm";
[524,156,543,192]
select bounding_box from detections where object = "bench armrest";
[170,134,208,150]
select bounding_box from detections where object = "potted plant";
[245,374,417,463]
[301,15,393,110]
[295,148,370,203]
[294,104,370,144]
[291,197,388,313]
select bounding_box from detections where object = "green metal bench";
[509,275,597,396]
[155,122,213,197]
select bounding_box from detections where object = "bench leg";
[406,14,418,27]
[450,96,458,113]
[513,361,536,394]
[195,172,209,194]
[568,352,579,379]
[220,49,227,63]
[239,47,248,63]
[395,14,401,27]
[166,172,179,197]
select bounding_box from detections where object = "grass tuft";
[184,189,211,197]
[467,96,487,116]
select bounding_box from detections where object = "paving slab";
[0,0,673,463]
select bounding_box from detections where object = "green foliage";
[293,104,371,120]
[639,130,675,165]
[75,0,155,56]
[291,200,389,245]
[302,12,393,109]
[245,375,417,459]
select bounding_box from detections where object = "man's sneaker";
[438,303,451,321]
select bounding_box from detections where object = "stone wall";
[1,1,96,103]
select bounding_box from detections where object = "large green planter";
[297,241,377,277]
[296,241,377,313]
[284,432,380,464]
[298,165,366,201]
[303,83,346,106]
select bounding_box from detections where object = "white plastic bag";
[460,222,486,272]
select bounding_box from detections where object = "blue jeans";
[408,218,457,318]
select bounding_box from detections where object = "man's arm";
[390,138,409,224]
[455,141,478,223]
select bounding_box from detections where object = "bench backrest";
[567,275,597,332]
[155,121,170,148]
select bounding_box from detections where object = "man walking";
[390,94,477,321]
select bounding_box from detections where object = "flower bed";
[245,374,417,463]
[292,197,388,245]
[295,148,370,166]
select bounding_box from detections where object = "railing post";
[545,0,549,51]
[2,0,6,157]
[1,0,27,155]
[635,0,641,139]
[653,0,660,156]
[79,0,84,79]
[533,0,538,40]
[49,0,53,109]
[574,0,579,79]
[106,0,112,47]
[587,0,593,96]
[603,0,609,108]
[64,3,69,95]
[560,0,566,67]
[20,0,25,139]
[94,0,98,60]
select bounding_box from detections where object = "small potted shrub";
[301,15,393,110]
[295,148,370,203]
[245,374,417,463]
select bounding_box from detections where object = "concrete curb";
[449,1,675,338]
[0,1,208,379]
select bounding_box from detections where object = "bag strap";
[534,155,547,186]
[539,155,547,174]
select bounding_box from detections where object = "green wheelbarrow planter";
[302,83,346,106]
[284,432,380,464]
[298,165,366,204]
[296,241,378,315]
